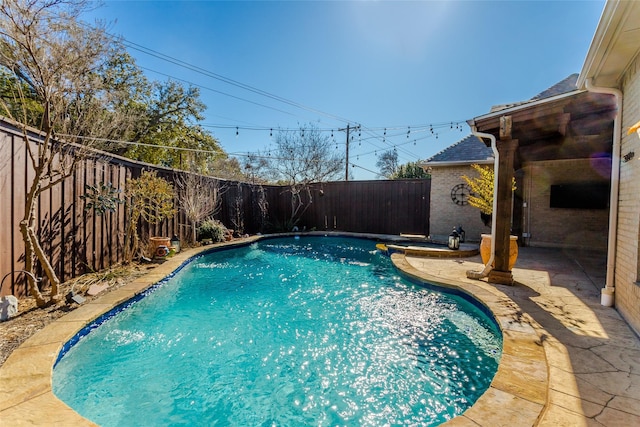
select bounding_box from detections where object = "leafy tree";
[0,0,123,306]
[391,161,430,179]
[376,149,399,178]
[123,81,227,173]
[266,124,343,227]
[462,164,515,226]
[124,170,176,262]
[0,69,43,127]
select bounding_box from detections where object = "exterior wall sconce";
[629,120,640,140]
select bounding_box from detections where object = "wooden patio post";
[488,116,518,285]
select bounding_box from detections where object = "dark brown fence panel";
[0,119,431,298]
[0,131,13,294]
[296,180,430,235]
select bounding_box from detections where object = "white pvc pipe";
[470,128,498,276]
[585,79,622,306]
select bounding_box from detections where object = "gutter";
[584,79,622,307]
[466,128,498,279]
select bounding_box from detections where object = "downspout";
[585,78,622,307]
[467,128,498,279]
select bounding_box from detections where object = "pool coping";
[0,234,547,426]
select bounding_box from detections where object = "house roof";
[423,135,494,164]
[531,74,579,100]
[578,0,640,88]
[489,74,579,113]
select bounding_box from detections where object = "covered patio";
[466,88,617,285]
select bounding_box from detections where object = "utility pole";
[345,124,350,181]
[339,124,360,181]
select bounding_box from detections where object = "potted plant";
[462,164,518,269]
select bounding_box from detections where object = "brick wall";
[615,54,640,335]
[430,164,491,241]
[522,159,611,250]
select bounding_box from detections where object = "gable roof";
[424,135,494,164]
[490,74,579,112]
[531,73,578,100]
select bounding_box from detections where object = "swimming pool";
[53,236,502,426]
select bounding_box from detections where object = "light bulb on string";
[236,127,239,138]
[430,125,433,134]
[270,128,273,138]
[407,126,410,139]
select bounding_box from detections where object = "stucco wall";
[429,165,491,242]
[616,54,640,335]
[521,159,611,251]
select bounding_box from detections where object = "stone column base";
[488,270,514,285]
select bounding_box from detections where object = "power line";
[122,40,356,125]
[139,66,299,119]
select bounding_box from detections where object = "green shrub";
[198,219,227,242]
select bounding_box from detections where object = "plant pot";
[150,237,171,258]
[480,234,518,270]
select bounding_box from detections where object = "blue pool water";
[53,236,502,426]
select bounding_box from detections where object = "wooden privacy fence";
[0,119,430,297]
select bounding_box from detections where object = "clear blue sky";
[85,1,605,180]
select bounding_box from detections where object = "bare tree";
[0,0,120,306]
[376,149,399,178]
[229,182,244,236]
[266,124,342,228]
[175,172,223,244]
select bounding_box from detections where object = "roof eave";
[577,0,638,89]
[420,159,494,168]
[467,89,585,128]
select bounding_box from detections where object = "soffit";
[578,0,640,88]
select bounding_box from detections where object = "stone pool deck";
[400,248,640,426]
[1,237,639,426]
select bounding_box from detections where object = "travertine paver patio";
[1,236,639,426]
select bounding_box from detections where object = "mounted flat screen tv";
[549,182,610,209]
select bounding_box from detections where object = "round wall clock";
[450,183,471,206]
